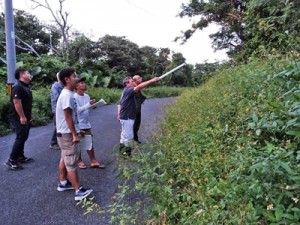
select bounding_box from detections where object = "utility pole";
[4,0,16,96]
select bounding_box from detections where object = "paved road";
[0,97,174,225]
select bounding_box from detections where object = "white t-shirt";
[74,93,92,129]
[56,89,80,133]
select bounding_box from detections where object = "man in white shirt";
[56,67,93,201]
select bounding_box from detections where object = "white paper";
[90,99,107,108]
[80,134,92,150]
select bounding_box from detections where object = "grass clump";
[112,57,300,224]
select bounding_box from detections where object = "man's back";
[50,81,63,113]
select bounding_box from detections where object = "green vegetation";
[111,56,300,224]
[2,0,300,223]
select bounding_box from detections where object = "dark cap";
[78,77,86,82]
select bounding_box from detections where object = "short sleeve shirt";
[56,89,80,133]
[9,80,33,121]
[120,87,136,120]
[74,93,91,129]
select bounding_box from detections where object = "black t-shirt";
[134,90,146,113]
[120,87,136,120]
[9,80,33,121]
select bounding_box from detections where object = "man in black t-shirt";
[119,76,159,157]
[6,68,33,171]
[132,75,146,143]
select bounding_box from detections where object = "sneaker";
[57,179,74,192]
[6,159,24,171]
[17,156,33,163]
[75,186,93,201]
[49,144,60,150]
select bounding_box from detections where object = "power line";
[123,0,153,16]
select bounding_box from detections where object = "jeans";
[50,113,58,145]
[133,111,141,142]
[9,119,31,160]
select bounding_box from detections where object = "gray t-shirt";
[56,89,80,133]
[120,87,136,120]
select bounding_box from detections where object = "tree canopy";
[177,0,299,60]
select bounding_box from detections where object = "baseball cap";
[78,77,86,82]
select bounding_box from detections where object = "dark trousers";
[133,111,141,142]
[50,113,58,145]
[10,120,31,160]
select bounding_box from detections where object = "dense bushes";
[111,57,300,224]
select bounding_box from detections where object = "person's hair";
[59,67,76,86]
[132,75,141,82]
[14,68,28,79]
[122,76,132,87]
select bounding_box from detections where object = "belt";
[57,133,79,137]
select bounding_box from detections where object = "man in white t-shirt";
[74,78,106,169]
[55,67,93,201]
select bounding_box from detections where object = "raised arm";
[134,77,160,92]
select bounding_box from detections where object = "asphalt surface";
[0,97,174,225]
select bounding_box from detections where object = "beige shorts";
[57,133,80,172]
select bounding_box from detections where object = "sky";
[1,0,228,64]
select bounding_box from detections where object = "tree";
[156,48,171,76]
[191,61,220,86]
[140,46,159,76]
[163,53,191,86]
[29,0,72,59]
[13,10,61,56]
[0,9,61,58]
[67,32,102,65]
[98,35,144,74]
[176,0,248,56]
[176,0,300,61]
[140,46,174,79]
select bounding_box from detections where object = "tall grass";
[111,57,300,224]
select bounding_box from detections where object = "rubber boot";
[119,143,131,158]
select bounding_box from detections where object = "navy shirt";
[120,87,136,120]
[9,80,33,121]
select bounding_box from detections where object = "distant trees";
[1,5,223,88]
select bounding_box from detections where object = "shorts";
[57,133,80,172]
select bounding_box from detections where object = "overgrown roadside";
[113,57,300,224]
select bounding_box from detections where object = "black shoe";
[17,156,34,163]
[49,144,60,150]
[6,159,24,171]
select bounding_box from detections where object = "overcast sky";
[1,0,228,64]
